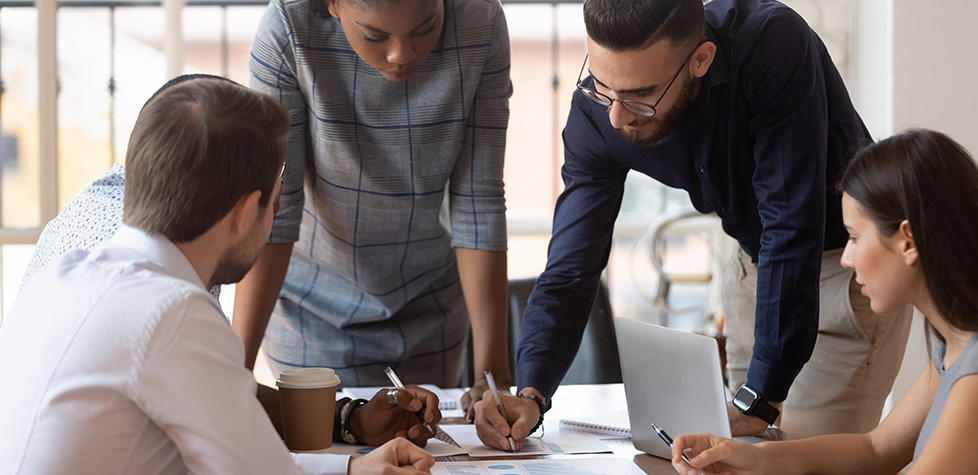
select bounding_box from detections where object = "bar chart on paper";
[431,458,646,475]
[438,424,610,458]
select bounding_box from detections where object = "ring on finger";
[387,388,399,407]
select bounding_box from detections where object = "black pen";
[384,366,434,435]
[651,421,703,473]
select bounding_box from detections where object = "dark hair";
[318,0,403,18]
[583,0,704,54]
[839,129,978,335]
[123,77,290,243]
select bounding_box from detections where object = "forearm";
[759,434,882,474]
[514,273,606,401]
[455,248,511,386]
[232,242,293,370]
[747,243,821,401]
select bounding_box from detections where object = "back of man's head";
[583,0,704,55]
[122,77,289,243]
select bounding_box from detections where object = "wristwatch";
[732,384,780,425]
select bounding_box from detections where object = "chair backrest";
[460,277,623,387]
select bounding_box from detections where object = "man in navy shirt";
[474,0,912,447]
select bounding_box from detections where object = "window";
[0,0,854,328]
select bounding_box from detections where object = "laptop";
[614,317,761,459]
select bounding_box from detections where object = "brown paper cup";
[277,368,341,452]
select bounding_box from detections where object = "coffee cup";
[276,368,341,452]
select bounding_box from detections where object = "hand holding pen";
[351,379,442,447]
[384,366,435,435]
[484,368,517,452]
[652,422,706,475]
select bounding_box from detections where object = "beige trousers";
[722,247,913,438]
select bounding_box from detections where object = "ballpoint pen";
[484,368,517,452]
[383,366,435,435]
[651,421,704,474]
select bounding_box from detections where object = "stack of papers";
[322,423,613,459]
[430,457,646,475]
[438,424,611,458]
[321,437,468,458]
[334,385,619,461]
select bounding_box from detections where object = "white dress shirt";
[0,225,349,474]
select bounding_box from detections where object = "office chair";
[647,210,724,322]
[460,277,623,387]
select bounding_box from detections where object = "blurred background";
[1,0,975,410]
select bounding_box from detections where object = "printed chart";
[439,424,610,458]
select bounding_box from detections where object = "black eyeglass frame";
[575,38,704,118]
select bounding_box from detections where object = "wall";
[892,0,978,152]
[855,0,978,414]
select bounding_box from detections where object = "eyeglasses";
[273,161,286,215]
[575,40,701,117]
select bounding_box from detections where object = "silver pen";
[383,366,435,435]
[484,368,517,452]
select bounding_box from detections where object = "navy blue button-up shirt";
[516,0,871,402]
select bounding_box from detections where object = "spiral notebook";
[559,410,631,437]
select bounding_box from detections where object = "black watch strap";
[746,397,779,425]
[734,384,780,425]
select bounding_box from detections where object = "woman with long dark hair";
[671,129,978,474]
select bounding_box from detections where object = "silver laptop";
[614,317,747,459]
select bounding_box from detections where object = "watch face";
[732,386,756,412]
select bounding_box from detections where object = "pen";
[383,366,435,436]
[651,421,703,474]
[484,368,517,452]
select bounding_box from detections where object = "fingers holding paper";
[473,390,540,451]
[349,437,435,475]
[353,385,442,447]
[670,433,764,475]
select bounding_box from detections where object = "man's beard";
[619,73,695,146]
[209,225,264,288]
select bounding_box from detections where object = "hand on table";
[351,385,442,447]
[726,402,779,437]
[349,437,435,475]
[472,389,541,451]
[461,372,511,422]
[670,432,765,475]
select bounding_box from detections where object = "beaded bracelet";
[516,392,546,436]
[340,398,368,444]
[333,397,352,442]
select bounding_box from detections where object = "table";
[435,383,676,475]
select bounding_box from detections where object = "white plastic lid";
[276,368,341,389]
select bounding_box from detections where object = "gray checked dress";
[249,0,511,387]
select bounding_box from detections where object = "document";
[430,457,646,475]
[439,424,611,458]
[320,438,468,457]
